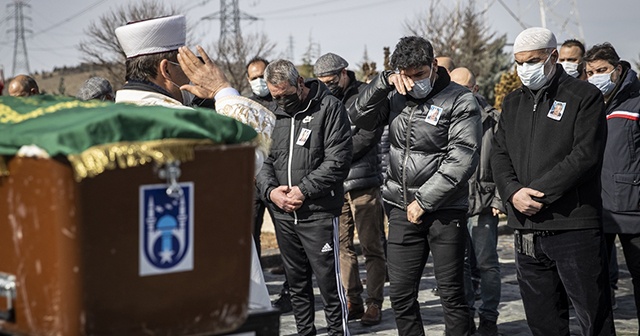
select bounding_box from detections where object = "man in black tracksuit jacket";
[256,59,352,336]
[491,27,615,336]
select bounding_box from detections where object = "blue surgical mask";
[408,66,434,99]
[517,53,552,90]
[588,69,617,96]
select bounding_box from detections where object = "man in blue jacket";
[585,42,640,332]
[491,27,615,335]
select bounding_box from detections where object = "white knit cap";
[115,15,186,58]
[513,27,557,54]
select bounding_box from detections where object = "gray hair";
[264,59,299,87]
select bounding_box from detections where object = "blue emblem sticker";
[139,182,194,276]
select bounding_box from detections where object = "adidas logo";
[321,243,333,253]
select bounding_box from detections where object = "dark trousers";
[516,228,615,336]
[252,185,266,257]
[274,215,349,336]
[386,205,470,336]
[606,232,640,329]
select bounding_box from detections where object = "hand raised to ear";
[177,45,232,99]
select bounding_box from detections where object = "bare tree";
[404,0,510,105]
[77,0,178,89]
[208,33,276,95]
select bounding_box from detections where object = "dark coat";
[601,62,640,233]
[492,65,607,231]
[349,67,482,212]
[468,94,504,216]
[256,79,352,221]
[341,71,383,193]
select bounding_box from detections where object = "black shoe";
[476,317,498,336]
[272,291,292,313]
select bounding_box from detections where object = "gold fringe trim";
[0,156,8,178]
[67,139,216,182]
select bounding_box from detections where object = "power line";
[257,0,343,16]
[8,0,32,76]
[262,0,408,21]
[30,0,104,37]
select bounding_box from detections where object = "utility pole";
[8,0,32,76]
[287,35,294,61]
[202,0,258,49]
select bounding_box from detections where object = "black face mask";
[327,82,344,98]
[276,91,302,114]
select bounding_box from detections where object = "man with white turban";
[114,15,274,311]
[491,27,615,335]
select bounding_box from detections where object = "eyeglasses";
[167,60,180,67]
[323,73,341,86]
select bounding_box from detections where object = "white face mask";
[560,61,580,78]
[250,78,270,97]
[588,68,617,96]
[408,66,434,99]
[517,53,552,90]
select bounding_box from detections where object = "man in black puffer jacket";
[256,59,352,336]
[491,28,614,336]
[350,36,482,336]
[314,53,386,326]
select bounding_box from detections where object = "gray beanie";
[314,53,348,77]
[76,77,114,101]
[513,27,557,54]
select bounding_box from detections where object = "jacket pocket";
[613,173,640,212]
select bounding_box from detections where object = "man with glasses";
[491,27,614,335]
[314,52,386,326]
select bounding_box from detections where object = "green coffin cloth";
[0,95,257,180]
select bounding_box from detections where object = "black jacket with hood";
[256,79,352,222]
[350,67,482,213]
[492,65,607,231]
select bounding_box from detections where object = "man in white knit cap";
[114,15,275,311]
[491,27,615,335]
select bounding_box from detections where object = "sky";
[0,0,639,79]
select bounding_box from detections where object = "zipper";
[526,90,543,184]
[287,99,313,225]
[402,106,417,209]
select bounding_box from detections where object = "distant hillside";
[3,63,122,97]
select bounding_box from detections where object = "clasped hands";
[270,185,306,213]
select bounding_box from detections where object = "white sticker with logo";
[425,105,443,125]
[548,101,566,121]
[296,128,312,146]
[139,182,194,276]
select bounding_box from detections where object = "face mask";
[560,61,580,78]
[408,66,434,99]
[588,69,617,96]
[250,78,270,97]
[517,53,552,90]
[276,89,302,113]
[327,82,344,98]
[171,80,195,105]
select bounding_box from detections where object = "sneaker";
[272,291,292,313]
[476,317,498,336]
[361,303,382,326]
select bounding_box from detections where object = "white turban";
[115,15,186,58]
[513,27,557,54]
